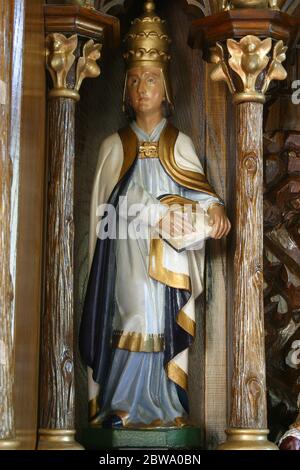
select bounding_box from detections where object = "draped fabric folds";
[79,119,221,426]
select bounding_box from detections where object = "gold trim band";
[160,194,198,212]
[105,412,188,429]
[0,439,20,450]
[177,309,196,337]
[48,88,80,101]
[159,123,221,198]
[149,237,191,291]
[232,91,266,105]
[37,429,84,450]
[112,331,164,352]
[166,361,188,390]
[117,123,221,199]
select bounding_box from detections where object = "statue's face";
[126,65,165,118]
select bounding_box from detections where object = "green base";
[81,426,202,450]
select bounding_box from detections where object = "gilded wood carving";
[45,33,101,100]
[210,36,287,104]
[221,0,280,10]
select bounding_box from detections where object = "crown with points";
[123,1,171,70]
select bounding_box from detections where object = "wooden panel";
[203,64,230,449]
[14,0,46,450]
[44,4,120,48]
[161,0,206,445]
[0,0,14,443]
[190,9,300,52]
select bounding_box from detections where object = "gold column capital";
[221,0,281,11]
[45,33,102,101]
[210,35,287,104]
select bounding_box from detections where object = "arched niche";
[73,0,231,449]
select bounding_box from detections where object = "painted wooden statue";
[79,1,231,428]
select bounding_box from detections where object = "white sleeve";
[120,180,168,228]
[183,189,224,212]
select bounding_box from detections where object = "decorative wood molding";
[189,9,300,52]
[45,33,101,100]
[44,4,120,48]
[210,36,287,104]
[12,0,47,450]
[46,0,130,15]
[0,0,19,450]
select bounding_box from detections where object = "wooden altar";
[0,0,300,450]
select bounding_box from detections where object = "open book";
[157,207,213,252]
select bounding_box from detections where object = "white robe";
[86,119,222,426]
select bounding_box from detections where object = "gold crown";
[123,1,171,69]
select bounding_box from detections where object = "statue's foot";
[102,414,124,429]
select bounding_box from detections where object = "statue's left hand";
[207,204,231,239]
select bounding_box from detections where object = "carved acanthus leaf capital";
[75,40,102,91]
[210,43,236,93]
[45,33,77,94]
[45,33,102,101]
[261,40,288,94]
[210,35,287,104]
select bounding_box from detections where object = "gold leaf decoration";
[262,40,288,94]
[45,34,78,89]
[209,35,287,104]
[210,42,236,94]
[75,40,102,92]
[227,36,271,94]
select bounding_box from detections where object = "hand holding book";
[155,202,231,252]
